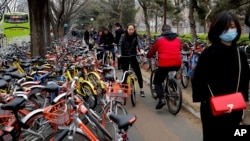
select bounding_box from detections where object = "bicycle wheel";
[81,84,97,109]
[150,70,157,100]
[130,78,136,107]
[180,63,189,88]
[165,78,182,115]
[45,129,91,141]
[19,112,54,140]
[101,101,128,141]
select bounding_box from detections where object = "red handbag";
[208,48,247,116]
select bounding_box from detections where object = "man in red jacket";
[147,24,182,109]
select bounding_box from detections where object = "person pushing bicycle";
[147,24,182,109]
[100,27,116,67]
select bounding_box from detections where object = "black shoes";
[140,91,146,97]
[155,99,166,109]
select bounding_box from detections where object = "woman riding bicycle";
[116,23,145,97]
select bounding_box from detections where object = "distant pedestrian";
[114,23,124,70]
[84,29,90,46]
[192,11,249,141]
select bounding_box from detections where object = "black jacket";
[100,32,114,49]
[192,42,249,103]
[115,28,124,44]
[118,34,142,56]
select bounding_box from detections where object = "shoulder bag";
[208,48,247,116]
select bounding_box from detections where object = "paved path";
[115,70,203,141]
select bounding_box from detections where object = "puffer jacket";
[147,31,182,67]
[118,34,142,56]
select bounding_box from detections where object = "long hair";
[208,11,241,44]
[124,23,138,39]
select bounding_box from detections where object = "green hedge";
[138,31,250,45]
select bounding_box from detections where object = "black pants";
[97,49,103,61]
[153,66,180,99]
[118,58,122,68]
[84,39,89,45]
[122,56,143,89]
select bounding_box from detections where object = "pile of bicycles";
[0,36,138,141]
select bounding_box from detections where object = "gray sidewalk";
[140,69,250,125]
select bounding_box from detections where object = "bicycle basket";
[105,83,131,97]
[0,109,15,127]
[44,100,74,125]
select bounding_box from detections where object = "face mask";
[219,28,238,42]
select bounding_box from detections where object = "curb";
[142,75,201,119]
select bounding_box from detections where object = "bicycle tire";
[101,101,127,141]
[150,70,157,100]
[80,84,97,109]
[45,129,91,141]
[165,78,182,115]
[180,63,189,88]
[19,112,54,140]
[86,110,113,140]
[130,78,136,107]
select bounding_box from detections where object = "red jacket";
[147,32,182,67]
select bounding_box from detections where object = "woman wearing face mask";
[192,11,249,141]
[117,23,145,97]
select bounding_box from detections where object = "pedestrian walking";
[84,29,90,46]
[117,23,145,97]
[192,11,249,141]
[114,23,124,70]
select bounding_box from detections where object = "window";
[4,14,28,23]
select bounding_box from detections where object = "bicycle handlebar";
[118,54,143,58]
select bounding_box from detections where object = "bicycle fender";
[81,81,97,95]
[21,109,44,123]
[87,72,101,80]
[52,92,67,104]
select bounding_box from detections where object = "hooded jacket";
[147,31,182,67]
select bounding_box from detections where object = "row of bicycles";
[0,37,139,140]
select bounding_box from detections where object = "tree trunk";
[45,0,51,45]
[28,0,46,57]
[142,7,150,38]
[188,0,197,41]
[245,5,250,39]
[119,0,123,24]
[176,21,180,34]
[163,0,167,26]
[155,10,158,33]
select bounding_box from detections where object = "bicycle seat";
[1,97,25,110]
[181,51,190,55]
[38,65,51,70]
[76,64,83,69]
[83,64,91,68]
[20,63,30,68]
[43,82,59,92]
[4,66,18,72]
[109,113,137,130]
[0,75,12,82]
[54,67,63,73]
[6,72,26,79]
[104,74,115,81]
[0,79,8,89]
[21,59,32,63]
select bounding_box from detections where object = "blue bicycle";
[180,46,203,88]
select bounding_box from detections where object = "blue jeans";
[103,48,115,63]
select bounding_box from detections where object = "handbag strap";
[208,48,241,97]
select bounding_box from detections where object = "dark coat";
[114,28,124,44]
[100,32,114,49]
[192,42,249,141]
[118,34,142,56]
